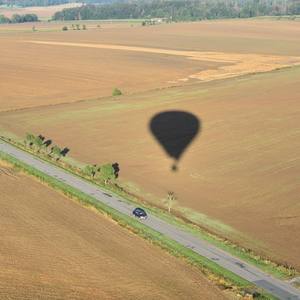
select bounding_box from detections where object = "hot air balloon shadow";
[149,111,201,171]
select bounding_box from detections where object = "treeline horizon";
[0,13,38,23]
[52,0,300,21]
[0,0,121,7]
[0,0,71,7]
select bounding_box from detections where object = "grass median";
[0,150,277,299]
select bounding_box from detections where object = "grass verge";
[0,150,277,299]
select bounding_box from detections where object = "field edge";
[0,149,277,300]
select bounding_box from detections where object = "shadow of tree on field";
[61,147,70,157]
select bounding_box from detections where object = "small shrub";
[62,26,68,31]
[82,24,87,30]
[112,88,122,96]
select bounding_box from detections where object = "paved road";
[1,140,299,300]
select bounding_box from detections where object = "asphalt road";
[1,140,299,300]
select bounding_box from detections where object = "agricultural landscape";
[1,0,300,299]
[0,161,226,299]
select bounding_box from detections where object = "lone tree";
[112,88,122,96]
[167,191,176,214]
[99,164,116,184]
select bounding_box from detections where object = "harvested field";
[0,161,226,299]
[1,65,299,269]
[1,19,300,112]
[26,40,300,82]
[21,19,300,55]
[0,33,224,112]
[1,19,300,270]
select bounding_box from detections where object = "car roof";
[134,207,146,213]
[135,207,145,211]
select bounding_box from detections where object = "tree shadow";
[61,147,70,157]
[38,134,45,141]
[112,162,120,178]
[43,139,52,148]
[149,110,201,171]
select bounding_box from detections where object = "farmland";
[1,19,300,111]
[0,161,226,299]
[0,19,300,271]
[0,2,82,19]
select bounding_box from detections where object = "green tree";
[83,164,98,179]
[99,164,116,184]
[25,133,35,148]
[33,135,44,152]
[0,15,10,24]
[51,145,62,160]
[11,14,22,23]
[23,14,38,22]
[112,88,122,96]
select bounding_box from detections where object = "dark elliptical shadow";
[149,110,201,171]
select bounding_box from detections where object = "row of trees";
[62,23,87,30]
[81,163,118,184]
[22,132,174,212]
[23,133,118,185]
[52,0,300,22]
[0,13,38,23]
[24,133,67,161]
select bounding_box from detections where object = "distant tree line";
[52,0,300,22]
[0,0,121,7]
[0,0,71,7]
[0,13,38,23]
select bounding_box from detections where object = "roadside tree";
[99,164,116,184]
[167,191,176,214]
[51,145,62,161]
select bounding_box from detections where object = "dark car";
[132,207,148,219]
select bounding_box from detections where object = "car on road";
[132,207,148,219]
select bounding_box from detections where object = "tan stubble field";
[0,161,226,299]
[0,19,300,269]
